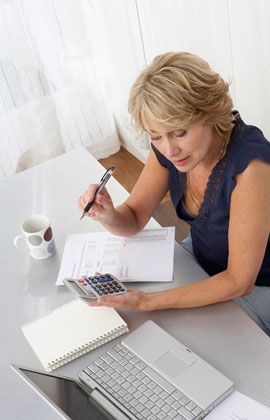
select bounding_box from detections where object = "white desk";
[1,148,270,419]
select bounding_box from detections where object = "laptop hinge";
[79,371,134,420]
[91,389,130,420]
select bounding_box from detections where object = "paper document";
[206,391,270,419]
[56,227,175,285]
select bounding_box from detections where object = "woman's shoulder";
[228,112,270,176]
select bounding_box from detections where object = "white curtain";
[0,0,120,180]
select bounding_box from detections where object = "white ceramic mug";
[14,215,56,259]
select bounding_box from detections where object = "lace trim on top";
[176,111,246,231]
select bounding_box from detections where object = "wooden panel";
[99,146,145,193]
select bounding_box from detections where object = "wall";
[94,0,270,162]
[1,0,269,174]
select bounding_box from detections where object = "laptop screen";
[19,368,114,420]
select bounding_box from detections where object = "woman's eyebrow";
[148,130,172,137]
[148,128,185,136]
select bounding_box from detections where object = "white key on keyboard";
[192,406,202,416]
[123,394,132,402]
[107,349,122,361]
[168,408,178,418]
[148,415,157,420]
[141,408,151,417]
[151,405,161,415]
[145,400,154,410]
[144,388,154,398]
[172,400,181,410]
[150,394,159,403]
[156,399,165,408]
[178,406,195,419]
[157,412,168,419]
[143,366,176,394]
[165,395,175,405]
[163,403,171,413]
[139,395,148,405]
[81,346,201,420]
[135,402,144,413]
[172,390,184,400]
[186,401,197,411]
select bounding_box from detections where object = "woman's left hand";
[88,289,149,311]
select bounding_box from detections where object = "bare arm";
[144,159,270,309]
[84,149,169,236]
[91,159,270,311]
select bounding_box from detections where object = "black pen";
[80,166,116,220]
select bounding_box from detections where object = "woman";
[78,52,270,335]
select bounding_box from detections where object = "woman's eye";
[174,130,187,138]
[150,136,162,141]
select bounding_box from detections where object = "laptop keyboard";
[82,343,203,420]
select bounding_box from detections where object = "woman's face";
[147,122,218,172]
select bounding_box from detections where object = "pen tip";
[80,214,84,220]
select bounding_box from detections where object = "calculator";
[63,273,127,300]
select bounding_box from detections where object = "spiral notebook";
[22,299,128,371]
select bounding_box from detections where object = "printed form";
[56,227,175,285]
[206,391,270,420]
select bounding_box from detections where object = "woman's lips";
[172,156,190,165]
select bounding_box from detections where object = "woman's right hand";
[78,184,116,225]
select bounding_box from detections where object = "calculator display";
[68,280,87,295]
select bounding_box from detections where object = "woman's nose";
[162,136,180,159]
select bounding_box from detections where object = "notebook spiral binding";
[47,325,128,371]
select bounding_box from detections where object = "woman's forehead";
[145,122,166,134]
[142,115,171,133]
[141,110,188,134]
[144,121,186,134]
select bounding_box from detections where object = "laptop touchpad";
[155,351,188,378]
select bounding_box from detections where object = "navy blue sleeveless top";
[152,111,270,286]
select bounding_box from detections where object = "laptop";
[12,320,234,420]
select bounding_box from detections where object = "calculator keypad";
[75,274,126,298]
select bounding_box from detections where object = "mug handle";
[14,235,28,250]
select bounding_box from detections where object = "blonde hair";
[128,52,233,137]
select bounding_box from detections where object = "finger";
[87,183,99,195]
[82,184,100,206]
[88,300,101,307]
[96,186,111,199]
[88,295,124,308]
[88,297,109,307]
[78,193,93,212]
[88,207,99,219]
[78,196,87,211]
[95,193,113,210]
[86,202,101,217]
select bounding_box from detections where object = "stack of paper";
[56,227,175,285]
